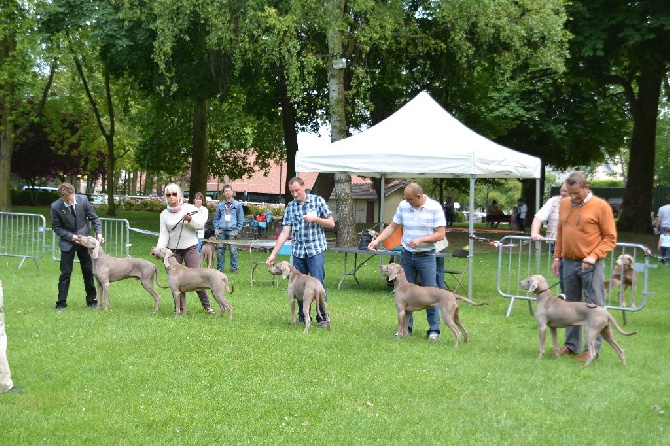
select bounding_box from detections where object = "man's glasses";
[165,192,178,197]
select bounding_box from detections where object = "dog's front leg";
[537,325,547,358]
[290,297,297,325]
[549,327,561,357]
[172,292,181,317]
[181,293,187,316]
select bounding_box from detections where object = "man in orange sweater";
[551,171,617,361]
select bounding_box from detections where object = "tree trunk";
[617,68,663,233]
[324,0,355,248]
[190,98,209,199]
[0,103,13,212]
[0,24,16,211]
[279,75,298,204]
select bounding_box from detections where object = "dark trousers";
[172,245,212,309]
[57,244,97,308]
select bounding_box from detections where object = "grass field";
[1,207,668,445]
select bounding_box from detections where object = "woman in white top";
[157,184,214,314]
[192,192,209,251]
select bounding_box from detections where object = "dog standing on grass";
[79,236,164,312]
[151,247,234,318]
[268,261,331,334]
[200,237,217,269]
[520,274,636,366]
[603,254,639,307]
[380,263,487,347]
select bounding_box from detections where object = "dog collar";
[533,288,550,294]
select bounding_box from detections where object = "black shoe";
[6,387,22,393]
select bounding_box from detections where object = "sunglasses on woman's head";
[166,192,178,197]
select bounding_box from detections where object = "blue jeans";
[292,251,327,322]
[436,254,445,289]
[400,249,440,335]
[216,231,238,272]
[562,259,605,354]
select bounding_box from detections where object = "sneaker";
[205,307,215,314]
[317,321,329,328]
[55,307,66,313]
[557,294,566,300]
[428,333,439,341]
[5,387,22,393]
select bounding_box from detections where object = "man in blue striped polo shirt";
[369,182,447,340]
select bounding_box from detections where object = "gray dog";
[151,247,234,318]
[268,261,331,334]
[380,263,486,347]
[520,274,636,366]
[79,236,163,312]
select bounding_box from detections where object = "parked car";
[22,185,58,193]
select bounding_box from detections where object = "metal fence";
[0,212,49,268]
[52,217,131,261]
[497,235,657,323]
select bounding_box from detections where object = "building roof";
[207,158,404,200]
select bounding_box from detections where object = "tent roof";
[296,91,541,179]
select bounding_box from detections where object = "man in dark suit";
[51,183,104,311]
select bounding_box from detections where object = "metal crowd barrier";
[0,212,49,268]
[52,217,131,261]
[497,235,656,323]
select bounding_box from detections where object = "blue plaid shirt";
[283,193,332,258]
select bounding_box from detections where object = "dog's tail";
[153,265,171,289]
[224,278,234,294]
[454,294,488,306]
[608,314,636,336]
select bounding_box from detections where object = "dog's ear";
[281,262,290,279]
[528,277,538,292]
[388,267,398,281]
[90,241,100,260]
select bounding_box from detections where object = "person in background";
[435,237,449,289]
[531,183,569,292]
[369,182,446,340]
[551,171,617,362]
[51,182,104,312]
[157,183,215,314]
[486,199,504,228]
[265,177,335,327]
[193,192,208,252]
[654,195,670,235]
[0,279,21,393]
[516,198,528,232]
[443,196,455,226]
[213,184,245,274]
[658,226,670,264]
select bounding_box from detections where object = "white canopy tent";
[296,91,542,296]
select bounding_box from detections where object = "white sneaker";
[428,333,439,341]
[557,294,566,300]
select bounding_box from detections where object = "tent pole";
[467,175,475,298]
[380,174,386,229]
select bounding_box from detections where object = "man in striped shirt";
[369,182,447,340]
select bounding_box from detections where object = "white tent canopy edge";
[296,91,542,297]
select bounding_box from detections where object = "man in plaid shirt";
[266,177,335,326]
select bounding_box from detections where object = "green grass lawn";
[1,207,668,444]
